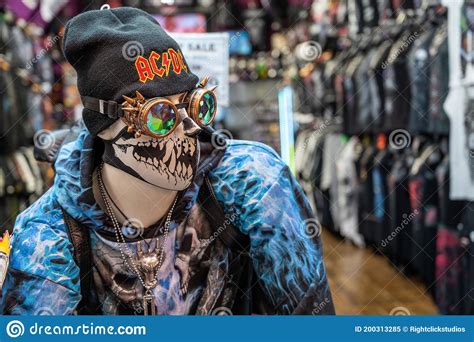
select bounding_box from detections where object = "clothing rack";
[0,8,76,233]
[294,1,473,315]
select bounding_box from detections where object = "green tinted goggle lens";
[146,103,176,136]
[198,92,216,125]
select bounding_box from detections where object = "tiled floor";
[322,230,438,315]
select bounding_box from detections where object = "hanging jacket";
[1,127,334,315]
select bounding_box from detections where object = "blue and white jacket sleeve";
[209,142,334,315]
[1,190,81,315]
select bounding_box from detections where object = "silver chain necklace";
[96,162,177,315]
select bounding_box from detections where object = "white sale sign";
[171,33,230,107]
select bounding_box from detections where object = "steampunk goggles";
[81,76,217,139]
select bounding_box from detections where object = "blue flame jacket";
[1,128,334,315]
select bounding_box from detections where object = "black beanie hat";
[63,7,199,136]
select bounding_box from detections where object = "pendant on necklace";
[143,289,157,315]
[137,242,162,315]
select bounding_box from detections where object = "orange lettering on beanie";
[135,56,155,83]
[168,48,182,74]
[135,56,154,83]
[149,51,165,77]
[161,52,171,77]
[177,50,187,73]
[134,48,188,83]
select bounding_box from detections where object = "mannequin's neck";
[93,162,178,228]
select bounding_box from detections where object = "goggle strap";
[175,102,189,110]
[81,96,123,119]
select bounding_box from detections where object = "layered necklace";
[96,162,177,315]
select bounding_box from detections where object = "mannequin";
[92,93,200,227]
[1,7,334,316]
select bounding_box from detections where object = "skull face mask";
[86,77,217,191]
[99,101,201,191]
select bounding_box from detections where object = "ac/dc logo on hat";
[134,48,188,83]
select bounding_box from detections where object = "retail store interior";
[0,0,473,315]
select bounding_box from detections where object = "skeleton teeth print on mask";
[103,132,200,191]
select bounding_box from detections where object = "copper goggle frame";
[121,76,217,139]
